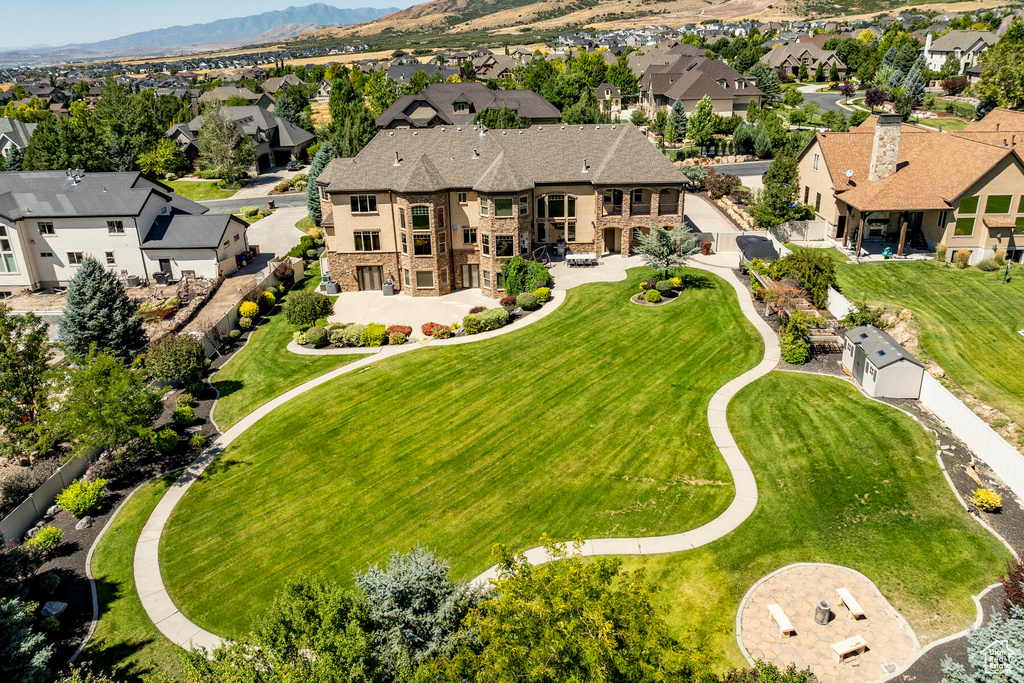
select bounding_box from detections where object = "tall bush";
[500,256,550,297]
[145,334,206,384]
[285,290,333,326]
[778,250,837,309]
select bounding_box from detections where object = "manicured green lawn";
[912,117,971,132]
[162,268,764,638]
[81,475,182,681]
[785,243,848,262]
[164,180,238,202]
[295,215,317,233]
[618,372,1009,668]
[837,260,1024,427]
[212,265,366,430]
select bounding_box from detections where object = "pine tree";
[306,142,336,225]
[813,63,824,82]
[882,45,898,67]
[688,95,718,153]
[747,62,781,102]
[58,257,147,361]
[902,66,925,105]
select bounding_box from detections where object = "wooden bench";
[767,603,795,638]
[831,635,868,664]
[836,587,866,620]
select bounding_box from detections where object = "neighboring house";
[261,74,302,96]
[595,83,623,114]
[167,106,315,173]
[375,83,560,129]
[761,43,849,78]
[640,56,763,119]
[922,30,998,73]
[198,86,275,109]
[386,63,458,84]
[0,117,37,159]
[0,170,249,294]
[796,111,1024,264]
[315,79,332,99]
[842,325,924,399]
[316,123,686,297]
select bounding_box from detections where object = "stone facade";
[593,187,685,256]
[477,193,533,299]
[327,251,401,293]
[868,114,901,182]
[394,192,453,297]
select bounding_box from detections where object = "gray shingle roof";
[0,117,37,149]
[181,106,314,149]
[474,151,534,193]
[375,83,559,128]
[141,213,239,250]
[0,171,206,222]
[845,325,923,369]
[928,30,998,51]
[319,123,684,194]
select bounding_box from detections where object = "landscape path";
[132,257,778,650]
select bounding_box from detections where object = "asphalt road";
[803,89,845,113]
[200,192,306,214]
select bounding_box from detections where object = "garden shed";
[842,325,924,399]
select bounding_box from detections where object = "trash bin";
[382,280,394,296]
[268,199,275,210]
[701,241,712,256]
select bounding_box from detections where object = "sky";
[4,0,418,49]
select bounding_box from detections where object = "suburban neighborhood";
[1,1,1024,683]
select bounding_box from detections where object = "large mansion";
[797,110,1024,264]
[316,123,686,297]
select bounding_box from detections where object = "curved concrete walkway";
[134,258,777,651]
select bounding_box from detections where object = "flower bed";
[630,276,684,305]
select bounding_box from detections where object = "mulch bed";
[629,291,681,306]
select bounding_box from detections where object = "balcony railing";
[658,203,680,216]
[603,205,623,217]
[631,203,651,216]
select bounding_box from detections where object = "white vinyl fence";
[0,449,99,542]
[770,220,829,244]
[828,288,1024,498]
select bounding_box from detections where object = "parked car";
[286,160,304,171]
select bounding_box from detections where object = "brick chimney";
[868,114,902,182]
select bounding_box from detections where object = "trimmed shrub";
[516,292,538,310]
[422,322,444,337]
[286,290,333,326]
[463,307,510,335]
[534,287,551,303]
[669,276,682,289]
[645,289,662,303]
[781,332,810,364]
[361,323,388,347]
[935,243,948,262]
[229,329,242,342]
[306,249,318,260]
[172,404,196,426]
[37,572,60,595]
[27,525,63,551]
[189,433,209,451]
[238,316,253,330]
[240,206,260,218]
[954,249,971,268]
[341,324,367,347]
[153,428,178,453]
[239,301,260,318]
[1001,557,1024,613]
[329,330,345,346]
[469,306,486,314]
[55,478,107,517]
[971,487,1002,512]
[288,235,318,258]
[500,296,517,310]
[388,332,407,345]
[431,324,453,340]
[145,334,206,384]
[305,326,328,347]
[655,280,673,295]
[386,325,412,336]
[262,291,276,307]
[977,259,999,272]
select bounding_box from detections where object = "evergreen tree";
[894,43,920,74]
[886,67,906,95]
[813,63,824,82]
[747,61,781,102]
[2,147,23,171]
[882,45,898,67]
[24,107,108,172]
[753,123,773,158]
[474,106,531,129]
[941,609,1024,682]
[306,142,336,225]
[0,597,51,683]
[798,62,809,81]
[670,99,688,138]
[902,66,925,104]
[829,64,840,81]
[331,101,377,157]
[58,257,147,361]
[561,88,609,125]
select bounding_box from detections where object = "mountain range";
[0,3,398,61]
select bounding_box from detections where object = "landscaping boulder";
[75,516,93,530]
[41,601,67,617]
[928,364,945,378]
[26,527,39,539]
[46,505,61,517]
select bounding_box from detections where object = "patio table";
[566,252,597,267]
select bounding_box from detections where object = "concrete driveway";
[246,206,306,262]
[231,166,309,200]
[685,193,739,233]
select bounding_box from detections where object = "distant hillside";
[46,3,397,54]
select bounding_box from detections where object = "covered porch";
[838,204,935,262]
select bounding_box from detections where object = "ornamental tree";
[58,256,147,361]
[633,225,700,279]
[0,305,53,460]
[670,99,688,138]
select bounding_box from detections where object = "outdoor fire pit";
[815,599,832,625]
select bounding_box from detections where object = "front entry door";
[603,228,619,254]
[357,266,383,291]
[461,264,479,288]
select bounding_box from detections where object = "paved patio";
[738,564,919,683]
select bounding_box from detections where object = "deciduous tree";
[196,107,256,180]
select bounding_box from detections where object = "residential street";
[200,192,306,214]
